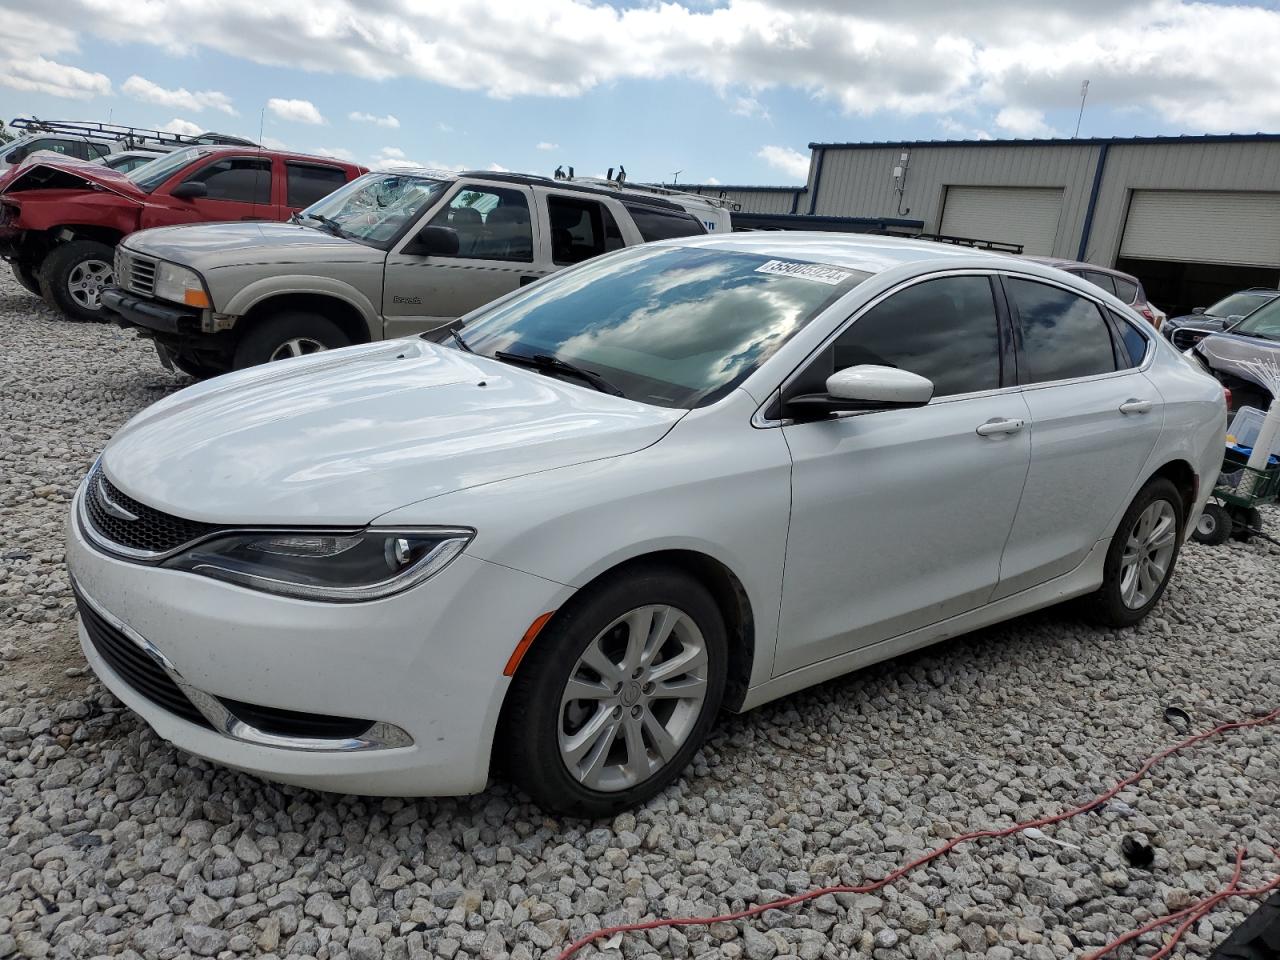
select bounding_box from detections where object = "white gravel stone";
[1,270,1279,960]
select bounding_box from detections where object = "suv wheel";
[39,240,115,321]
[233,311,352,370]
[500,564,727,817]
[1086,477,1184,627]
[11,261,41,297]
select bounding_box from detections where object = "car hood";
[1166,315,1228,332]
[1194,332,1280,391]
[123,221,378,269]
[99,339,684,526]
[0,154,147,202]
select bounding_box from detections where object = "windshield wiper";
[449,328,473,353]
[302,213,347,238]
[492,350,624,396]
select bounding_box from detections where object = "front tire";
[500,565,727,817]
[1086,478,1184,627]
[38,240,115,321]
[233,310,351,370]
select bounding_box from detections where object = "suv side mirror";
[170,181,208,200]
[1191,306,1206,315]
[404,225,459,257]
[785,365,934,420]
[1224,314,1245,329]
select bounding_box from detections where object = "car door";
[774,273,1032,675]
[161,155,277,225]
[991,274,1164,600]
[382,181,543,337]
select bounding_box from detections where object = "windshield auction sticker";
[755,260,853,285]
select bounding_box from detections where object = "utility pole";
[670,169,682,186]
[1074,80,1090,139]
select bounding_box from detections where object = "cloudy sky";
[2,0,1280,185]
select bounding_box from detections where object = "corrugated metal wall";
[1084,141,1280,264]
[809,144,1100,256]
[682,186,804,215]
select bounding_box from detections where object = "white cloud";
[705,176,721,185]
[267,97,325,125]
[314,145,356,161]
[0,56,109,100]
[535,141,559,151]
[11,2,1280,137]
[731,96,770,120]
[487,162,510,172]
[160,117,203,136]
[260,135,289,150]
[349,111,399,128]
[994,106,1056,137]
[757,145,810,180]
[122,75,236,115]
[437,122,454,133]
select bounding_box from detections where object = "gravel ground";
[2,268,1280,960]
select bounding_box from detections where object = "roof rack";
[8,118,256,150]
[914,232,1024,254]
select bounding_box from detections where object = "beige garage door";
[1120,190,1280,268]
[939,186,1063,255]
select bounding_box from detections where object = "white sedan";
[67,234,1226,815]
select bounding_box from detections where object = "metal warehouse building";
[809,134,1280,315]
[699,134,1280,315]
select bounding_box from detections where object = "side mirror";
[785,365,934,420]
[404,224,459,257]
[170,181,208,200]
[1192,306,1206,315]
[1225,315,1245,329]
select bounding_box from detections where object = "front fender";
[218,273,383,340]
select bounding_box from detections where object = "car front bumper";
[100,286,202,335]
[66,487,570,796]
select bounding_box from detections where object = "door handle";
[975,417,1026,437]
[1119,398,1154,415]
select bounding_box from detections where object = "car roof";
[663,231,1053,274]
[1021,255,1138,279]
[370,166,686,211]
[175,145,364,169]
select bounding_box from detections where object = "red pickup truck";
[0,146,365,320]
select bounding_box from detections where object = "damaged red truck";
[0,146,365,320]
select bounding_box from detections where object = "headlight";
[153,261,211,309]
[163,528,473,601]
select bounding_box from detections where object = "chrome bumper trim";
[75,583,413,753]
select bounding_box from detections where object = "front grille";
[1171,328,1209,350]
[217,698,374,740]
[84,465,222,557]
[74,584,211,729]
[116,247,158,296]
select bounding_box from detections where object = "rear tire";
[1191,503,1232,546]
[38,240,115,321]
[499,565,727,817]
[1086,477,1184,628]
[11,261,41,296]
[232,311,351,370]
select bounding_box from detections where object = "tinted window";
[1080,270,1117,296]
[1008,278,1117,382]
[624,204,706,241]
[1112,276,1139,304]
[1205,291,1273,318]
[29,138,80,157]
[831,276,1002,397]
[1110,310,1150,367]
[429,186,532,262]
[183,157,271,203]
[86,142,111,160]
[286,163,348,208]
[547,195,615,265]
[461,247,866,408]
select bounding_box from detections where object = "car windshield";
[126,147,209,191]
[1205,291,1273,318]
[1230,299,1280,341]
[457,245,868,409]
[296,172,449,246]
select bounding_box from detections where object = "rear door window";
[547,195,624,264]
[624,203,707,241]
[1007,277,1118,383]
[286,163,348,208]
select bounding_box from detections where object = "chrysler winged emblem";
[97,478,139,522]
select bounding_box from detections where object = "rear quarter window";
[1112,276,1139,304]
[624,204,707,242]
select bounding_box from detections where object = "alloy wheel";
[558,604,709,792]
[66,259,112,310]
[1120,499,1178,608]
[268,337,327,362]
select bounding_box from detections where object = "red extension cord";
[557,707,1280,960]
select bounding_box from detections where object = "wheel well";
[513,550,757,713]
[1148,459,1197,530]
[241,293,372,346]
[48,225,125,248]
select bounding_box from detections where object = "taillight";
[1223,387,1233,409]
[1139,306,1160,329]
